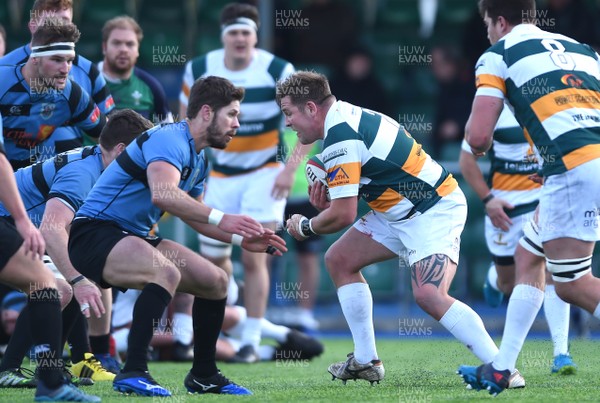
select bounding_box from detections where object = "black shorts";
[0,217,24,271]
[68,218,162,289]
[283,200,324,254]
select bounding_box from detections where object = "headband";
[31,41,75,58]
[221,17,258,37]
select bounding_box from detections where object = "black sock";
[28,288,63,388]
[64,303,90,363]
[122,283,172,373]
[191,297,226,378]
[0,306,32,371]
[89,334,109,356]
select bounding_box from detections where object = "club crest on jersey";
[40,103,56,119]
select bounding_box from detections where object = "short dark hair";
[275,71,332,108]
[31,0,72,15]
[220,2,260,27]
[478,0,536,26]
[187,76,245,119]
[99,109,154,150]
[31,19,80,47]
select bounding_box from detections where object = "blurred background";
[1,0,599,336]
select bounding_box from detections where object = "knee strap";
[546,255,592,283]
[518,218,544,257]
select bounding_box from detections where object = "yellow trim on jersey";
[476,74,506,94]
[531,88,600,122]
[563,144,600,171]
[401,142,427,177]
[224,130,279,152]
[182,83,190,98]
[492,173,541,191]
[368,188,403,213]
[435,174,458,197]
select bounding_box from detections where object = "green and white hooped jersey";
[322,101,458,221]
[180,48,294,176]
[475,24,600,177]
[462,105,540,218]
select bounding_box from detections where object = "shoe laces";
[15,367,36,378]
[83,356,111,374]
[212,371,234,386]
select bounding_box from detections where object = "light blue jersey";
[0,146,103,226]
[76,121,207,236]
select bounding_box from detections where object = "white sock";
[258,345,276,361]
[494,284,544,372]
[543,284,570,356]
[241,317,262,349]
[439,300,498,363]
[260,318,290,343]
[112,328,129,353]
[337,283,378,364]
[593,302,600,320]
[487,264,501,292]
[227,275,239,306]
[172,313,194,345]
[225,305,247,339]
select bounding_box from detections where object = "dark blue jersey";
[76,121,206,236]
[0,146,103,226]
[0,113,4,155]
[0,64,106,170]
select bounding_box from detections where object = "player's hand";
[528,173,544,185]
[241,229,288,256]
[219,214,264,237]
[271,169,294,200]
[73,278,105,318]
[14,216,45,260]
[309,181,330,212]
[286,214,309,241]
[486,197,513,232]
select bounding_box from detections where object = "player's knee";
[546,255,592,284]
[323,248,350,274]
[55,278,73,309]
[156,264,181,290]
[412,287,442,314]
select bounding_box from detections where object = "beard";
[106,55,134,76]
[206,117,235,149]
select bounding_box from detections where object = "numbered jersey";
[475,24,600,176]
[322,101,457,221]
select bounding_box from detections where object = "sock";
[89,334,110,356]
[258,345,276,361]
[191,297,226,378]
[63,300,90,363]
[337,282,378,364]
[172,313,194,346]
[28,288,63,388]
[260,318,290,343]
[225,305,247,339]
[487,264,501,292]
[493,284,544,372]
[226,275,239,306]
[122,283,172,373]
[0,306,32,371]
[593,302,600,320]
[112,328,129,354]
[439,300,498,363]
[543,284,570,357]
[240,317,262,350]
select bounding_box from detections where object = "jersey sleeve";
[68,81,106,138]
[474,50,508,99]
[322,124,362,199]
[48,164,96,212]
[143,129,187,173]
[89,62,115,114]
[179,60,195,107]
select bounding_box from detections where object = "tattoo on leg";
[411,254,447,288]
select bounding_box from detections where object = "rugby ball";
[305,154,330,201]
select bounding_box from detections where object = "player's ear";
[200,104,213,121]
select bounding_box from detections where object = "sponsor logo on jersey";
[89,106,100,124]
[327,166,350,187]
[322,148,347,163]
[0,104,32,116]
[560,73,583,88]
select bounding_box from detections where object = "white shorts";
[485,211,534,259]
[43,255,65,281]
[539,158,600,242]
[353,188,466,267]
[203,165,287,223]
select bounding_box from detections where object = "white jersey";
[180,48,294,175]
[462,105,540,217]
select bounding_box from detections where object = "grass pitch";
[3,338,599,402]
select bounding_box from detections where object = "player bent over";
[68,76,287,397]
